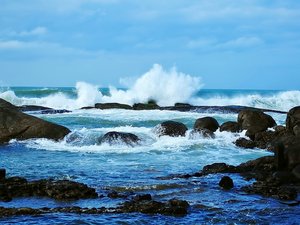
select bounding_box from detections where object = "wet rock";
[133,101,160,110]
[95,103,132,110]
[219,176,234,190]
[99,131,140,146]
[0,169,5,181]
[238,110,276,139]
[189,128,215,138]
[120,198,189,216]
[155,121,188,137]
[107,191,127,199]
[0,99,71,144]
[237,156,275,174]
[235,138,256,149]
[286,106,300,135]
[194,117,219,132]
[292,165,300,180]
[133,194,152,201]
[202,163,236,174]
[220,121,241,133]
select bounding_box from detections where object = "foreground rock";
[0,99,71,144]
[99,131,140,146]
[0,172,98,202]
[154,121,188,137]
[194,117,219,132]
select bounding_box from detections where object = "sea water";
[1,67,300,224]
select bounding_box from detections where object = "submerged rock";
[194,117,219,132]
[154,121,188,137]
[0,98,70,144]
[219,176,234,190]
[99,131,140,146]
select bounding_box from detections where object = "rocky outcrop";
[0,99,70,144]
[99,131,140,146]
[133,102,160,110]
[95,103,132,110]
[194,117,219,132]
[154,121,188,137]
[237,110,276,140]
[0,172,98,202]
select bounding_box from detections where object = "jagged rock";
[219,176,234,190]
[220,121,241,133]
[155,121,188,137]
[194,117,219,132]
[99,131,140,146]
[95,103,132,110]
[0,99,70,144]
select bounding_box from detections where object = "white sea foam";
[1,64,300,111]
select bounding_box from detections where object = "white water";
[0,64,300,111]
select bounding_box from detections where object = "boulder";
[237,110,276,139]
[155,121,187,137]
[95,103,132,110]
[0,99,70,144]
[99,131,140,146]
[219,176,234,190]
[234,138,256,149]
[286,106,300,135]
[220,121,241,133]
[194,117,219,132]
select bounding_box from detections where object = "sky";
[0,0,300,89]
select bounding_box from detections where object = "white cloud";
[218,37,263,48]
[19,27,48,36]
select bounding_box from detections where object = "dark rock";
[41,109,71,114]
[0,99,18,110]
[189,128,215,138]
[238,110,276,139]
[120,198,189,216]
[0,99,70,144]
[202,163,236,174]
[99,131,140,146]
[0,184,12,202]
[133,194,152,201]
[285,144,300,170]
[220,121,241,133]
[274,142,286,171]
[18,105,52,112]
[237,156,275,174]
[292,164,300,180]
[277,187,298,201]
[107,191,127,199]
[95,103,132,110]
[155,121,188,137]
[133,102,160,110]
[174,103,192,108]
[235,138,256,149]
[293,124,300,136]
[219,176,234,190]
[286,106,300,135]
[272,171,296,184]
[0,169,5,181]
[80,106,95,110]
[275,125,286,133]
[194,117,219,132]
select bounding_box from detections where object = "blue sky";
[0,0,300,89]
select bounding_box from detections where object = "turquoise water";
[0,86,300,224]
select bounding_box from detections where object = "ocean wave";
[0,64,299,111]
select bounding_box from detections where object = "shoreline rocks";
[0,99,71,144]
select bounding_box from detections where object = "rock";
[120,198,189,216]
[238,110,276,139]
[220,121,241,133]
[194,117,219,132]
[275,125,286,133]
[95,103,132,110]
[0,184,12,202]
[202,163,236,174]
[0,99,18,110]
[286,106,300,135]
[189,128,215,138]
[155,121,188,137]
[293,124,300,136]
[18,105,52,112]
[235,138,256,149]
[292,164,300,180]
[237,156,275,174]
[277,187,298,201]
[174,103,192,108]
[133,102,160,110]
[0,169,5,181]
[107,191,127,199]
[219,176,234,190]
[99,131,140,146]
[41,109,71,114]
[285,144,300,170]
[0,99,71,144]
[133,194,152,201]
[274,143,286,171]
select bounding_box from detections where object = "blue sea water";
[0,85,300,224]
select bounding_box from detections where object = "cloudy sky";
[0,0,300,89]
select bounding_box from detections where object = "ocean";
[1,83,300,224]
